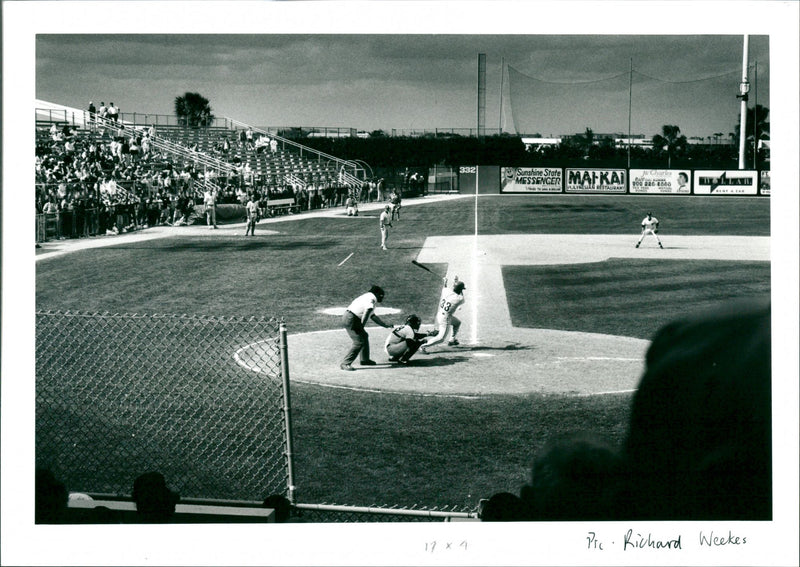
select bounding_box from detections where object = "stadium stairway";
[35,99,370,192]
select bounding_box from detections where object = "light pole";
[737,35,750,169]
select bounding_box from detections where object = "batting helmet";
[453,281,466,294]
[405,314,422,330]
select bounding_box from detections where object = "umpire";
[341,285,392,371]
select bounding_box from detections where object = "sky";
[35,33,770,138]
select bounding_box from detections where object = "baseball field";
[35,193,771,514]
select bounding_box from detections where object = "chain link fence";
[35,310,293,503]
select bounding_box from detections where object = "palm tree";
[734,104,770,143]
[174,92,215,128]
[576,127,595,158]
[652,125,687,168]
[730,105,770,168]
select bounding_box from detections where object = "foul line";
[554,356,642,362]
[575,389,637,397]
[337,252,354,267]
[287,380,486,400]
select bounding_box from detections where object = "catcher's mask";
[405,314,421,330]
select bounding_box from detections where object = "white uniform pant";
[424,315,461,348]
[637,228,661,246]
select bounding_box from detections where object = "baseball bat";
[411,260,438,276]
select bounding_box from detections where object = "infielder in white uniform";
[636,212,663,249]
[379,205,392,250]
[422,276,466,353]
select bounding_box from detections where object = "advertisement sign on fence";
[759,171,771,195]
[565,169,626,193]
[693,170,758,195]
[630,169,691,194]
[501,167,562,193]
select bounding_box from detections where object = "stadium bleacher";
[35,100,385,241]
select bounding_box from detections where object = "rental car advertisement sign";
[565,169,626,193]
[630,169,691,194]
[501,167,562,192]
[693,170,758,195]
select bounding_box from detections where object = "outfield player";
[379,205,392,250]
[421,276,466,353]
[245,194,259,236]
[340,285,392,371]
[384,314,437,364]
[635,212,663,249]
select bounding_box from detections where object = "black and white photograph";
[2,1,798,565]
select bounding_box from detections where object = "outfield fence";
[35,311,295,504]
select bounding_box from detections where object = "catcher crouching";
[385,314,438,364]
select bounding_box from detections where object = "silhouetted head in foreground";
[617,296,772,520]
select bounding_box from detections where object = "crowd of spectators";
[35,118,402,242]
[35,120,206,237]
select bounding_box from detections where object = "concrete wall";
[457,166,500,194]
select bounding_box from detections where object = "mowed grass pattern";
[36,195,770,511]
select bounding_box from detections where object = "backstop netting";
[35,310,291,503]
[507,64,768,139]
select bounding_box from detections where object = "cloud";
[35,34,770,132]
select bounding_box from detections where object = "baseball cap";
[369,285,385,301]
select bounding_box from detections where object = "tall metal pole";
[737,35,750,169]
[279,323,297,504]
[753,61,758,170]
[477,53,487,138]
[628,58,633,168]
[499,57,505,135]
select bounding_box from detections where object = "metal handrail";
[284,173,306,190]
[36,100,368,188]
[224,117,367,182]
[340,170,362,187]
[92,115,239,177]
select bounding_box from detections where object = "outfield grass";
[36,195,770,512]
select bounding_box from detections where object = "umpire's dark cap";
[370,285,385,302]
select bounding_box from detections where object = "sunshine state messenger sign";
[501,167,563,193]
[630,169,691,194]
[693,170,758,195]
[565,169,626,193]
